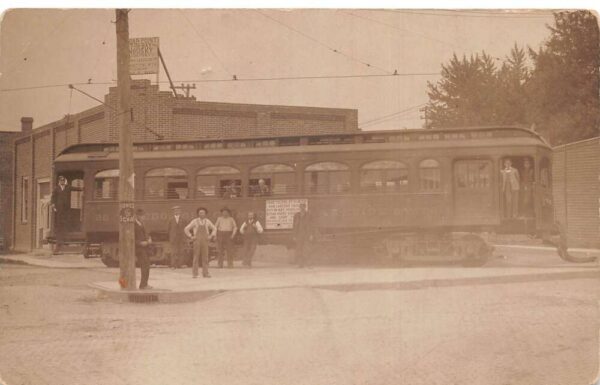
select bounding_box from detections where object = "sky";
[0,8,557,132]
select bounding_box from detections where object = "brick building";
[0,129,19,252]
[553,137,600,248]
[7,79,359,251]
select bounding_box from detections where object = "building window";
[360,160,408,193]
[94,169,119,200]
[419,159,441,191]
[249,163,296,196]
[196,166,241,198]
[144,168,188,199]
[304,162,350,195]
[455,160,491,189]
[21,176,29,223]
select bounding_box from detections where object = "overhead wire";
[340,10,462,49]
[0,71,442,92]
[177,10,233,77]
[254,9,393,75]
[359,103,427,128]
[377,9,554,19]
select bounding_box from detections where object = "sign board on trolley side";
[129,37,159,75]
[265,199,308,230]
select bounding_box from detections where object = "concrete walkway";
[2,247,599,304]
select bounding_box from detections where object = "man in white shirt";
[239,212,264,268]
[184,207,216,278]
[214,207,238,268]
[501,159,520,219]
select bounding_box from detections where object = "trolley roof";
[55,126,550,163]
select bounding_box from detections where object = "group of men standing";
[133,203,313,289]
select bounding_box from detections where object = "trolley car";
[52,126,558,267]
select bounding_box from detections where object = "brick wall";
[14,139,32,250]
[553,137,600,248]
[0,132,16,250]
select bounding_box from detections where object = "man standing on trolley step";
[134,209,152,290]
[50,175,82,254]
[166,206,187,269]
[501,159,520,219]
[293,203,314,268]
[184,207,216,278]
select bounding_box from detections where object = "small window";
[94,169,119,200]
[196,166,241,198]
[455,160,491,189]
[21,176,29,223]
[145,168,188,199]
[249,164,296,196]
[540,157,551,188]
[360,160,408,193]
[304,162,350,195]
[419,159,441,191]
[70,179,84,209]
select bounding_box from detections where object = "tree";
[526,10,599,145]
[496,44,530,126]
[424,51,499,128]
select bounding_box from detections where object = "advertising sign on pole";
[129,37,159,75]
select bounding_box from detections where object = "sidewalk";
[0,252,104,269]
[2,247,599,304]
[90,259,600,303]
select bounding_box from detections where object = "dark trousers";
[170,241,184,268]
[137,248,150,288]
[217,231,235,268]
[192,238,209,277]
[295,237,309,267]
[242,237,258,266]
[54,211,68,247]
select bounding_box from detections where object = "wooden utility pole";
[116,9,136,290]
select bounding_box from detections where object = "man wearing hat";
[134,208,152,289]
[166,206,187,269]
[50,175,82,254]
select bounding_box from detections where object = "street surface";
[0,249,599,385]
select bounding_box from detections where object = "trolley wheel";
[101,254,119,268]
[459,234,490,267]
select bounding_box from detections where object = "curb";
[90,269,600,304]
[0,255,103,269]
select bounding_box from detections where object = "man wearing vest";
[239,211,264,268]
[184,207,216,278]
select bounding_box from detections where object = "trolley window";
[94,169,119,200]
[360,160,408,193]
[196,166,241,198]
[249,163,296,196]
[144,168,188,199]
[455,161,491,189]
[419,159,441,191]
[304,162,351,195]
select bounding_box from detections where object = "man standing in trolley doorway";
[293,203,314,268]
[501,159,520,219]
[50,175,82,254]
